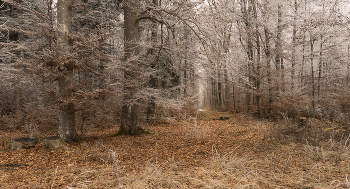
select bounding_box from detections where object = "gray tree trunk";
[7,2,22,114]
[251,0,262,117]
[301,0,307,88]
[48,0,54,50]
[310,35,316,112]
[119,0,142,135]
[10,31,21,114]
[318,34,323,98]
[318,2,325,98]
[241,0,254,112]
[263,24,272,112]
[275,3,283,93]
[146,0,159,120]
[291,0,297,89]
[57,0,78,142]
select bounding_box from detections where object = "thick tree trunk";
[8,4,22,114]
[10,30,21,114]
[119,0,142,135]
[120,102,139,135]
[57,0,77,142]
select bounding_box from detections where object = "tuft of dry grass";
[182,111,207,141]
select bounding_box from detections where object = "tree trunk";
[232,84,236,111]
[275,3,283,94]
[241,0,254,112]
[57,0,77,142]
[256,33,262,117]
[13,78,21,114]
[318,2,325,98]
[347,45,350,81]
[318,34,323,98]
[48,0,54,50]
[301,32,305,87]
[291,0,297,89]
[223,25,231,112]
[182,26,190,98]
[10,31,21,114]
[252,0,262,117]
[264,26,272,113]
[119,0,142,135]
[146,0,159,119]
[224,66,231,111]
[8,3,21,114]
[218,80,222,109]
[301,0,307,88]
[310,35,315,112]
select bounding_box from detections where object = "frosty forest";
[1,0,350,188]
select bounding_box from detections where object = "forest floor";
[1,110,350,188]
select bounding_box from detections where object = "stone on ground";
[2,137,39,151]
[43,136,72,150]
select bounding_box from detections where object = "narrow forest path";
[1,111,349,188]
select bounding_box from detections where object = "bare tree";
[57,0,78,142]
[118,0,142,135]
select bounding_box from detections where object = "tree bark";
[224,66,231,111]
[119,0,142,135]
[318,2,325,98]
[8,3,22,114]
[252,0,262,117]
[57,0,77,142]
[10,31,21,114]
[310,35,315,112]
[347,45,350,81]
[301,0,307,88]
[48,0,54,50]
[256,31,262,117]
[241,0,254,112]
[275,3,283,93]
[146,0,159,120]
[291,0,297,89]
[318,34,323,98]
[264,26,272,113]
